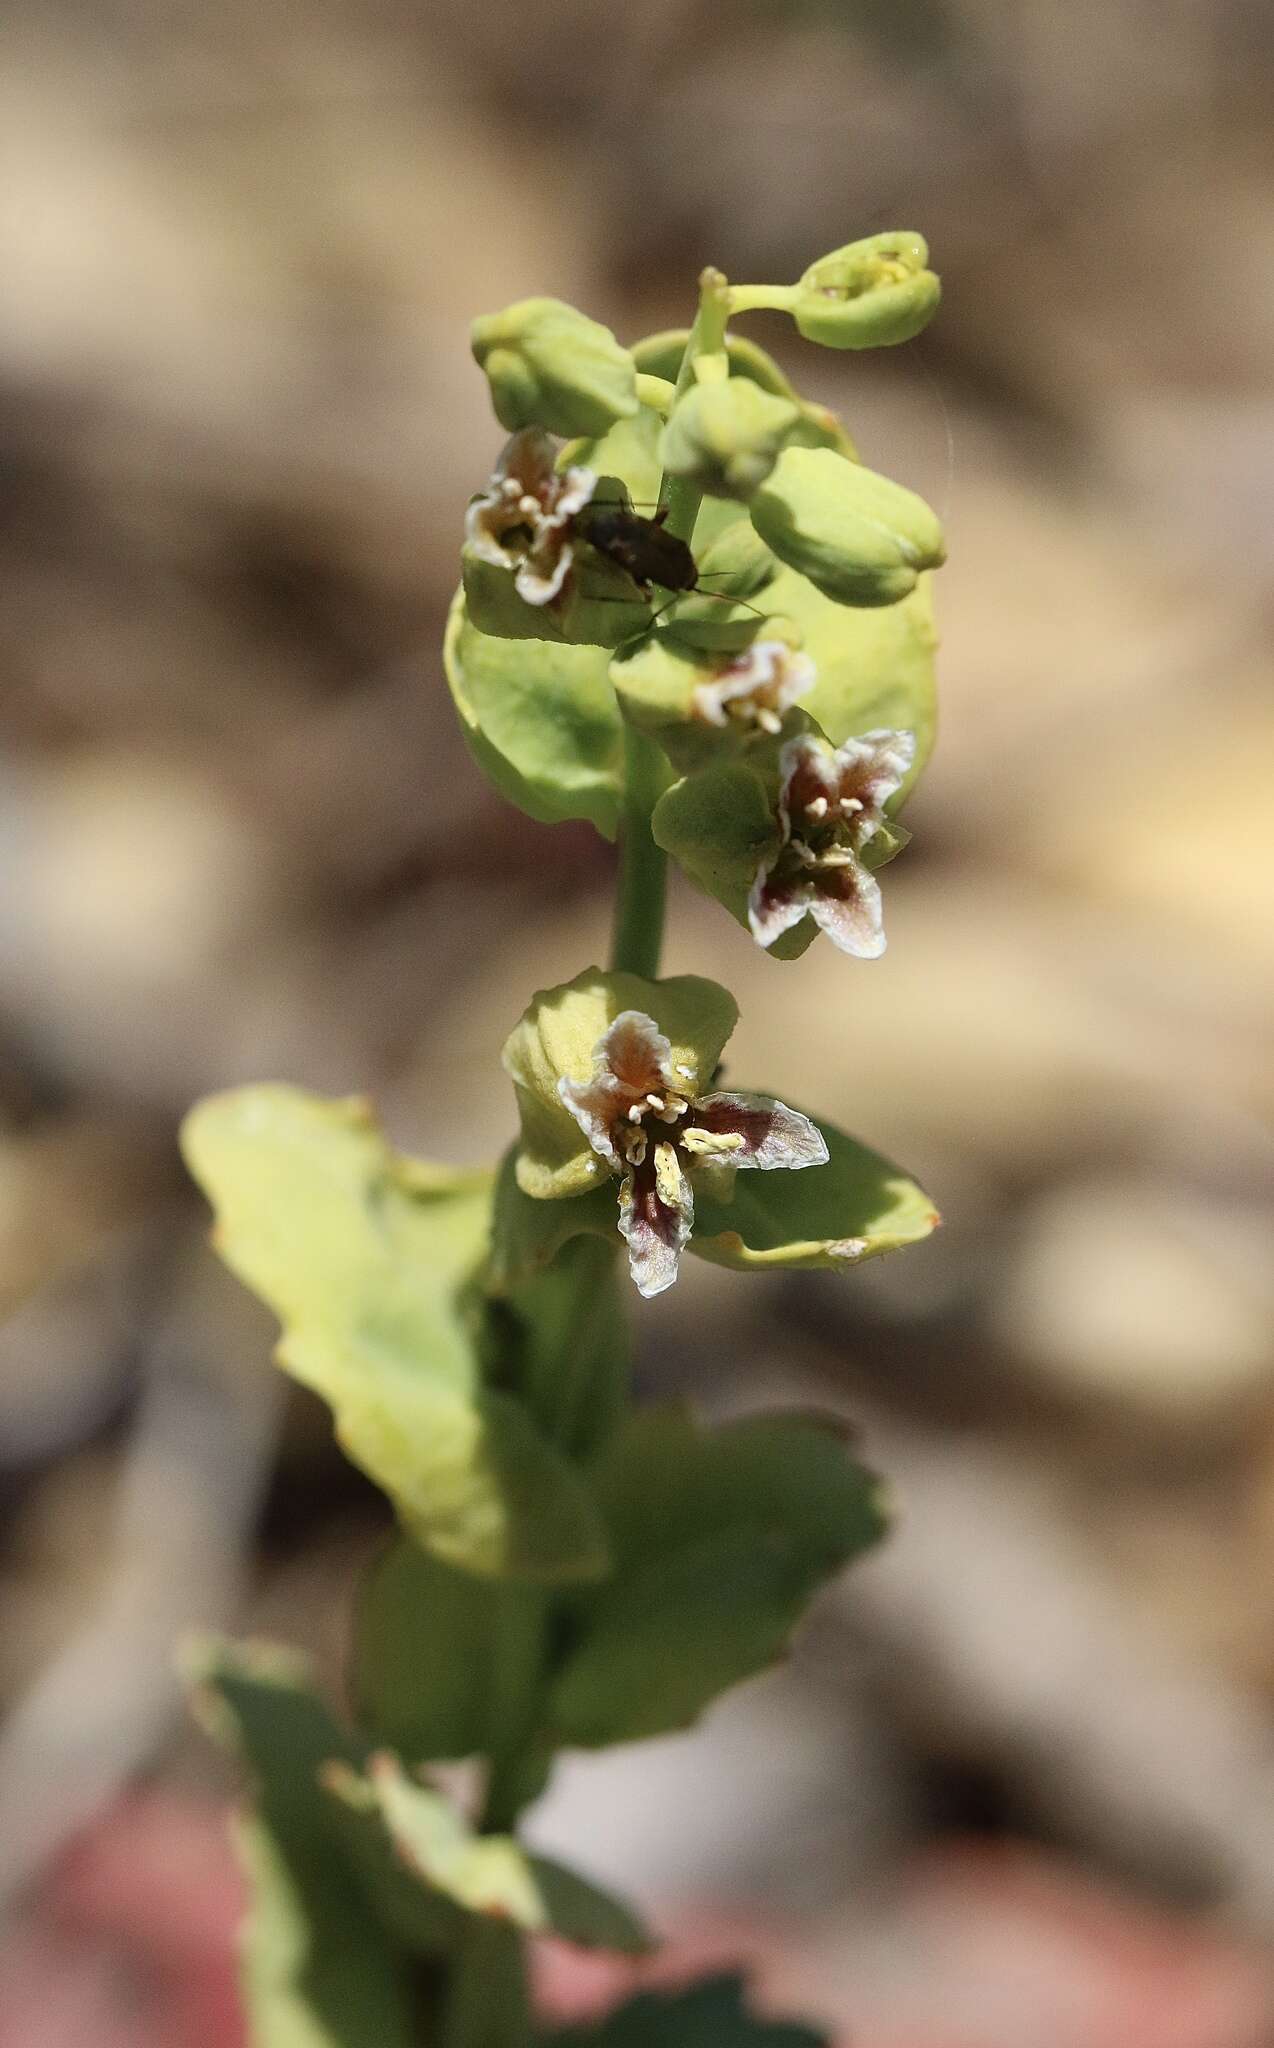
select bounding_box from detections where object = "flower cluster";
[449,246,946,1291]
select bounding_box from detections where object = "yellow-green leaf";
[181,1085,607,1582]
[444,590,625,838]
[690,1108,940,1272]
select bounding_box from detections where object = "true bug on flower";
[572,500,698,598]
[574,499,766,626]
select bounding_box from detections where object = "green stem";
[610,723,667,980]
[610,268,736,982]
[659,266,732,546]
[726,282,800,316]
[440,1920,532,2048]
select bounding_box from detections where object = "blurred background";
[2,1,1273,2042]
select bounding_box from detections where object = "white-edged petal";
[692,1092,828,1171]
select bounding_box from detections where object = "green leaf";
[326,1756,651,1954]
[750,447,945,608]
[634,329,800,397]
[487,1145,618,1294]
[691,1107,939,1272]
[547,1408,887,1745]
[545,1973,827,2048]
[529,1857,652,1956]
[564,404,665,508]
[353,1539,546,1766]
[232,1815,417,2048]
[181,1085,607,1582]
[186,1638,422,2048]
[773,568,938,789]
[444,589,625,838]
[498,1247,632,1460]
[326,1753,548,1928]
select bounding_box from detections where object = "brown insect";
[574,500,762,620]
[573,500,698,596]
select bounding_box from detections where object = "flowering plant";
[182,236,944,2047]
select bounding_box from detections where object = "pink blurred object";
[777,1842,1274,2048]
[4,1800,1272,2048]
[0,1791,245,2048]
[536,1842,1274,2048]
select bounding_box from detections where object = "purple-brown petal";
[747,864,812,949]
[496,427,558,497]
[693,1092,828,1170]
[834,729,915,832]
[808,861,886,958]
[598,1010,676,1097]
[617,1156,693,1297]
[775,735,842,839]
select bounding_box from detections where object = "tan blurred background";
[2,3,1274,2043]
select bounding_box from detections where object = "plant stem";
[611,269,735,982]
[441,1920,532,2048]
[726,282,800,316]
[659,266,732,547]
[610,723,667,979]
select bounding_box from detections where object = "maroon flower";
[559,1010,826,1296]
[749,730,914,958]
[464,428,595,605]
[691,640,815,736]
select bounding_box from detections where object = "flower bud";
[791,232,940,350]
[472,298,639,438]
[661,379,800,500]
[749,447,945,607]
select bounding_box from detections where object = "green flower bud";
[749,446,945,608]
[472,298,639,438]
[661,379,800,501]
[791,232,941,350]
